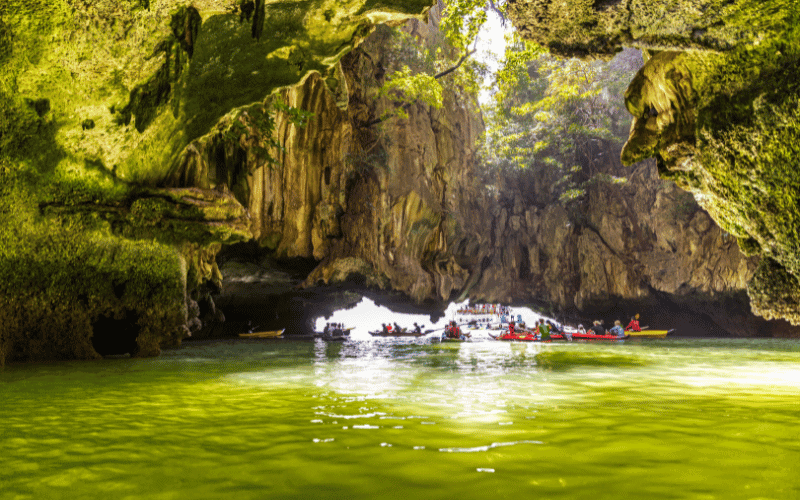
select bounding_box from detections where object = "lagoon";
[2,337,800,500]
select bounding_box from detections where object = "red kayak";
[489,332,626,342]
[552,332,627,341]
[489,332,543,342]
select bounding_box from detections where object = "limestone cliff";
[0,0,436,362]
[506,0,800,325]
[3,0,798,363]
[211,8,797,337]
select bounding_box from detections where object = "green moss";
[747,258,800,324]
[609,3,800,323]
[0,0,436,361]
[0,211,188,364]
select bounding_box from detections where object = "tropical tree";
[483,37,642,202]
[370,0,496,123]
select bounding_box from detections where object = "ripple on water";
[439,440,544,453]
[2,338,800,500]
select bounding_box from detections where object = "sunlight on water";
[313,298,550,338]
[2,338,800,500]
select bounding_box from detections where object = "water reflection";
[3,338,800,500]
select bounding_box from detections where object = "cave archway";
[91,312,140,356]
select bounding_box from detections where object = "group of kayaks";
[238,322,674,342]
[486,329,674,342]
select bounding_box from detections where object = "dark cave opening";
[91,312,140,356]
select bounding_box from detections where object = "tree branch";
[434,49,476,79]
[365,49,476,127]
[488,0,507,25]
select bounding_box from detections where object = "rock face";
[0,0,437,362]
[211,7,798,338]
[3,0,798,363]
[506,0,800,325]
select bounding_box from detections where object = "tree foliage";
[374,0,491,122]
[484,36,642,202]
[367,0,642,207]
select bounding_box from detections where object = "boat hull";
[369,331,425,337]
[239,329,285,339]
[490,332,625,342]
[625,329,674,338]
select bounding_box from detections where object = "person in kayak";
[610,320,626,338]
[537,320,551,340]
[626,315,641,332]
[577,324,587,335]
[381,323,391,334]
[590,320,605,336]
[412,322,423,334]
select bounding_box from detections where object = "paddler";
[626,314,641,332]
[590,320,605,336]
[609,320,626,338]
[539,320,551,340]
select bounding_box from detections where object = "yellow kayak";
[239,329,285,338]
[625,329,674,338]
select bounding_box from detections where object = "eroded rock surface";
[0,0,437,362]
[207,9,798,337]
[508,0,800,324]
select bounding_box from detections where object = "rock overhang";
[507,0,800,324]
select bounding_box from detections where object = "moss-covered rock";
[0,0,436,361]
[0,215,188,365]
[508,0,800,324]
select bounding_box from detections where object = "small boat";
[369,329,425,337]
[625,329,674,338]
[315,334,348,342]
[239,328,285,339]
[489,331,625,342]
[551,331,625,341]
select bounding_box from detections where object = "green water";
[2,338,800,500]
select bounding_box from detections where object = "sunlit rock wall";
[0,0,437,361]
[506,0,800,325]
[242,18,483,305]
[214,6,797,336]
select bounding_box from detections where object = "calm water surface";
[2,338,800,500]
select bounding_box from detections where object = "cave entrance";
[91,312,140,356]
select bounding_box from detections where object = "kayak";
[551,332,625,341]
[315,334,347,342]
[314,329,350,341]
[489,332,625,342]
[239,329,285,338]
[625,329,674,338]
[369,330,425,337]
[489,332,541,342]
